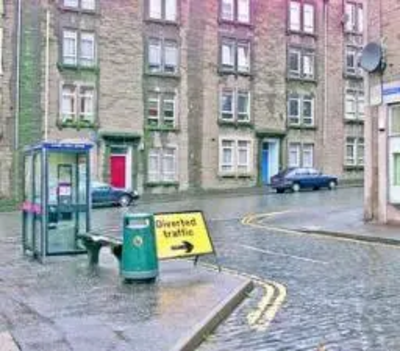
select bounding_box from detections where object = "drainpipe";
[322,0,329,172]
[14,0,22,198]
[44,7,50,141]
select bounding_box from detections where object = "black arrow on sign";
[171,241,194,254]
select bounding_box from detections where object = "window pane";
[61,86,76,121]
[148,149,160,182]
[303,97,313,125]
[221,0,234,21]
[289,50,300,76]
[238,140,250,172]
[289,1,301,31]
[357,139,364,165]
[288,97,300,124]
[164,41,178,72]
[222,42,234,68]
[163,94,175,127]
[148,39,161,71]
[238,92,250,121]
[345,94,356,118]
[303,53,314,78]
[346,138,355,165]
[238,0,250,23]
[79,87,94,121]
[357,6,363,32]
[345,3,355,31]
[221,91,234,120]
[147,93,160,126]
[358,95,365,118]
[165,0,177,21]
[63,30,77,65]
[221,140,234,172]
[81,0,95,10]
[162,148,176,181]
[64,0,78,7]
[394,154,400,186]
[303,4,314,33]
[289,143,300,167]
[80,32,95,66]
[303,144,314,168]
[149,0,162,19]
[237,43,250,72]
[391,105,400,135]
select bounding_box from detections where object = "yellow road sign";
[154,211,214,260]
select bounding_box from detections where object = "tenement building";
[364,0,400,223]
[0,0,365,201]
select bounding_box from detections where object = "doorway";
[261,139,280,184]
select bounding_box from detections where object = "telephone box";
[22,141,93,262]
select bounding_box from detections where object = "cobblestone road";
[199,217,400,351]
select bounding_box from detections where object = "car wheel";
[328,181,337,190]
[276,188,285,194]
[292,183,301,193]
[119,195,132,207]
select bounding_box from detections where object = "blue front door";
[262,143,269,184]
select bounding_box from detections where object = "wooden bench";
[78,233,123,265]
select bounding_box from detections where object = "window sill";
[218,173,254,179]
[58,5,99,15]
[144,71,181,79]
[145,182,179,188]
[287,76,317,84]
[57,63,100,74]
[218,19,254,29]
[144,18,180,27]
[344,118,364,125]
[145,126,180,132]
[287,30,317,39]
[343,72,363,80]
[56,119,98,130]
[344,30,363,36]
[218,69,252,77]
[218,120,254,129]
[343,165,364,171]
[288,124,317,130]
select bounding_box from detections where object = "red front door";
[110,155,126,188]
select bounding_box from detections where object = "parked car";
[91,182,139,207]
[270,167,338,193]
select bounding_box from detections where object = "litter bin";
[121,213,158,281]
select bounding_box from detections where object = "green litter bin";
[121,213,159,281]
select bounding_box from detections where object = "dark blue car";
[270,167,338,193]
[92,182,139,207]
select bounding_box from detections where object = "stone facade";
[1,0,366,201]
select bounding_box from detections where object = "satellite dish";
[360,42,383,73]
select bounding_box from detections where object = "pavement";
[0,213,253,351]
[254,204,400,246]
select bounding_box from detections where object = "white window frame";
[345,2,363,33]
[149,0,177,21]
[221,0,234,21]
[346,46,361,76]
[148,147,178,183]
[389,104,400,136]
[0,28,3,75]
[237,140,252,173]
[288,96,301,125]
[147,92,161,126]
[237,42,250,73]
[289,143,301,167]
[237,0,250,23]
[221,40,235,70]
[80,32,96,67]
[302,96,314,126]
[219,138,253,174]
[164,40,178,73]
[220,90,235,121]
[61,85,76,122]
[303,51,314,79]
[149,0,162,19]
[345,137,364,166]
[165,0,177,21]
[302,143,314,168]
[79,86,95,122]
[63,30,78,65]
[288,48,301,77]
[148,38,162,72]
[163,93,176,127]
[237,91,251,122]
[81,0,95,10]
[303,3,315,34]
[64,0,79,8]
[289,1,301,31]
